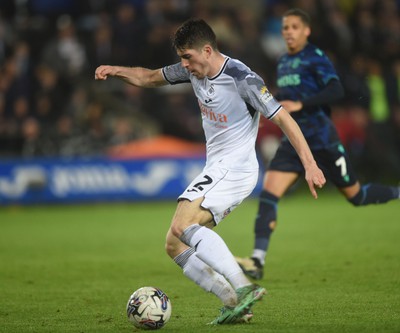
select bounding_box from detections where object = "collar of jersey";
[208,56,230,81]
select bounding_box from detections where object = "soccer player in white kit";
[95,18,325,325]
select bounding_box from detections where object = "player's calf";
[348,184,400,206]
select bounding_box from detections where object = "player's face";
[177,47,210,79]
[281,15,310,54]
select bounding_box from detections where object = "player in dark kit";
[236,8,400,280]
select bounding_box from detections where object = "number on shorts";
[335,156,347,177]
[187,175,212,192]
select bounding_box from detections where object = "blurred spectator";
[375,0,400,63]
[140,23,177,68]
[260,2,289,61]
[80,101,109,155]
[364,58,400,180]
[366,58,390,123]
[351,7,377,57]
[210,11,242,55]
[5,95,31,148]
[2,46,32,117]
[339,54,370,108]
[63,86,89,121]
[86,15,114,72]
[41,14,88,80]
[111,2,146,66]
[236,8,274,78]
[20,117,54,157]
[53,114,87,157]
[108,116,140,146]
[332,105,369,177]
[0,93,5,131]
[0,12,15,64]
[161,90,204,142]
[324,7,353,59]
[33,64,67,130]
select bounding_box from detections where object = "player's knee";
[348,189,363,207]
[165,241,183,259]
[165,241,174,258]
[165,231,174,257]
[169,223,184,240]
[165,229,183,258]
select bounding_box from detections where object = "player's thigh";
[266,142,302,197]
[202,169,258,224]
[179,166,258,225]
[171,197,214,232]
[263,170,300,197]
[314,145,358,189]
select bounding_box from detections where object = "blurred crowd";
[0,0,399,181]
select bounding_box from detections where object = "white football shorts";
[178,165,259,224]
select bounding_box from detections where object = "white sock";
[174,248,237,307]
[180,225,251,290]
[251,249,266,266]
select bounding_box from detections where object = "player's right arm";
[94,65,167,88]
[271,108,326,198]
[280,79,344,113]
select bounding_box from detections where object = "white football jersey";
[162,56,282,171]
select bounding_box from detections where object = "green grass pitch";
[1,188,399,333]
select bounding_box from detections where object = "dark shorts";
[269,142,358,188]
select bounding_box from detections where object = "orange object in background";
[107,136,206,159]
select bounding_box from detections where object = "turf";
[1,188,399,333]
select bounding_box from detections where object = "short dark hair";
[173,18,218,51]
[283,8,311,26]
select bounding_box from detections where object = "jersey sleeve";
[310,48,340,86]
[238,72,282,120]
[162,63,191,85]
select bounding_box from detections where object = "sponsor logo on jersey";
[259,86,273,104]
[199,100,228,123]
[277,74,301,87]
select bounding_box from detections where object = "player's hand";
[305,164,326,199]
[95,65,117,80]
[280,100,303,113]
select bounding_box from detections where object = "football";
[126,286,172,330]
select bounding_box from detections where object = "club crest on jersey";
[259,86,273,104]
[291,57,301,69]
[207,84,215,96]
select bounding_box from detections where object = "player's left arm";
[271,108,326,198]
